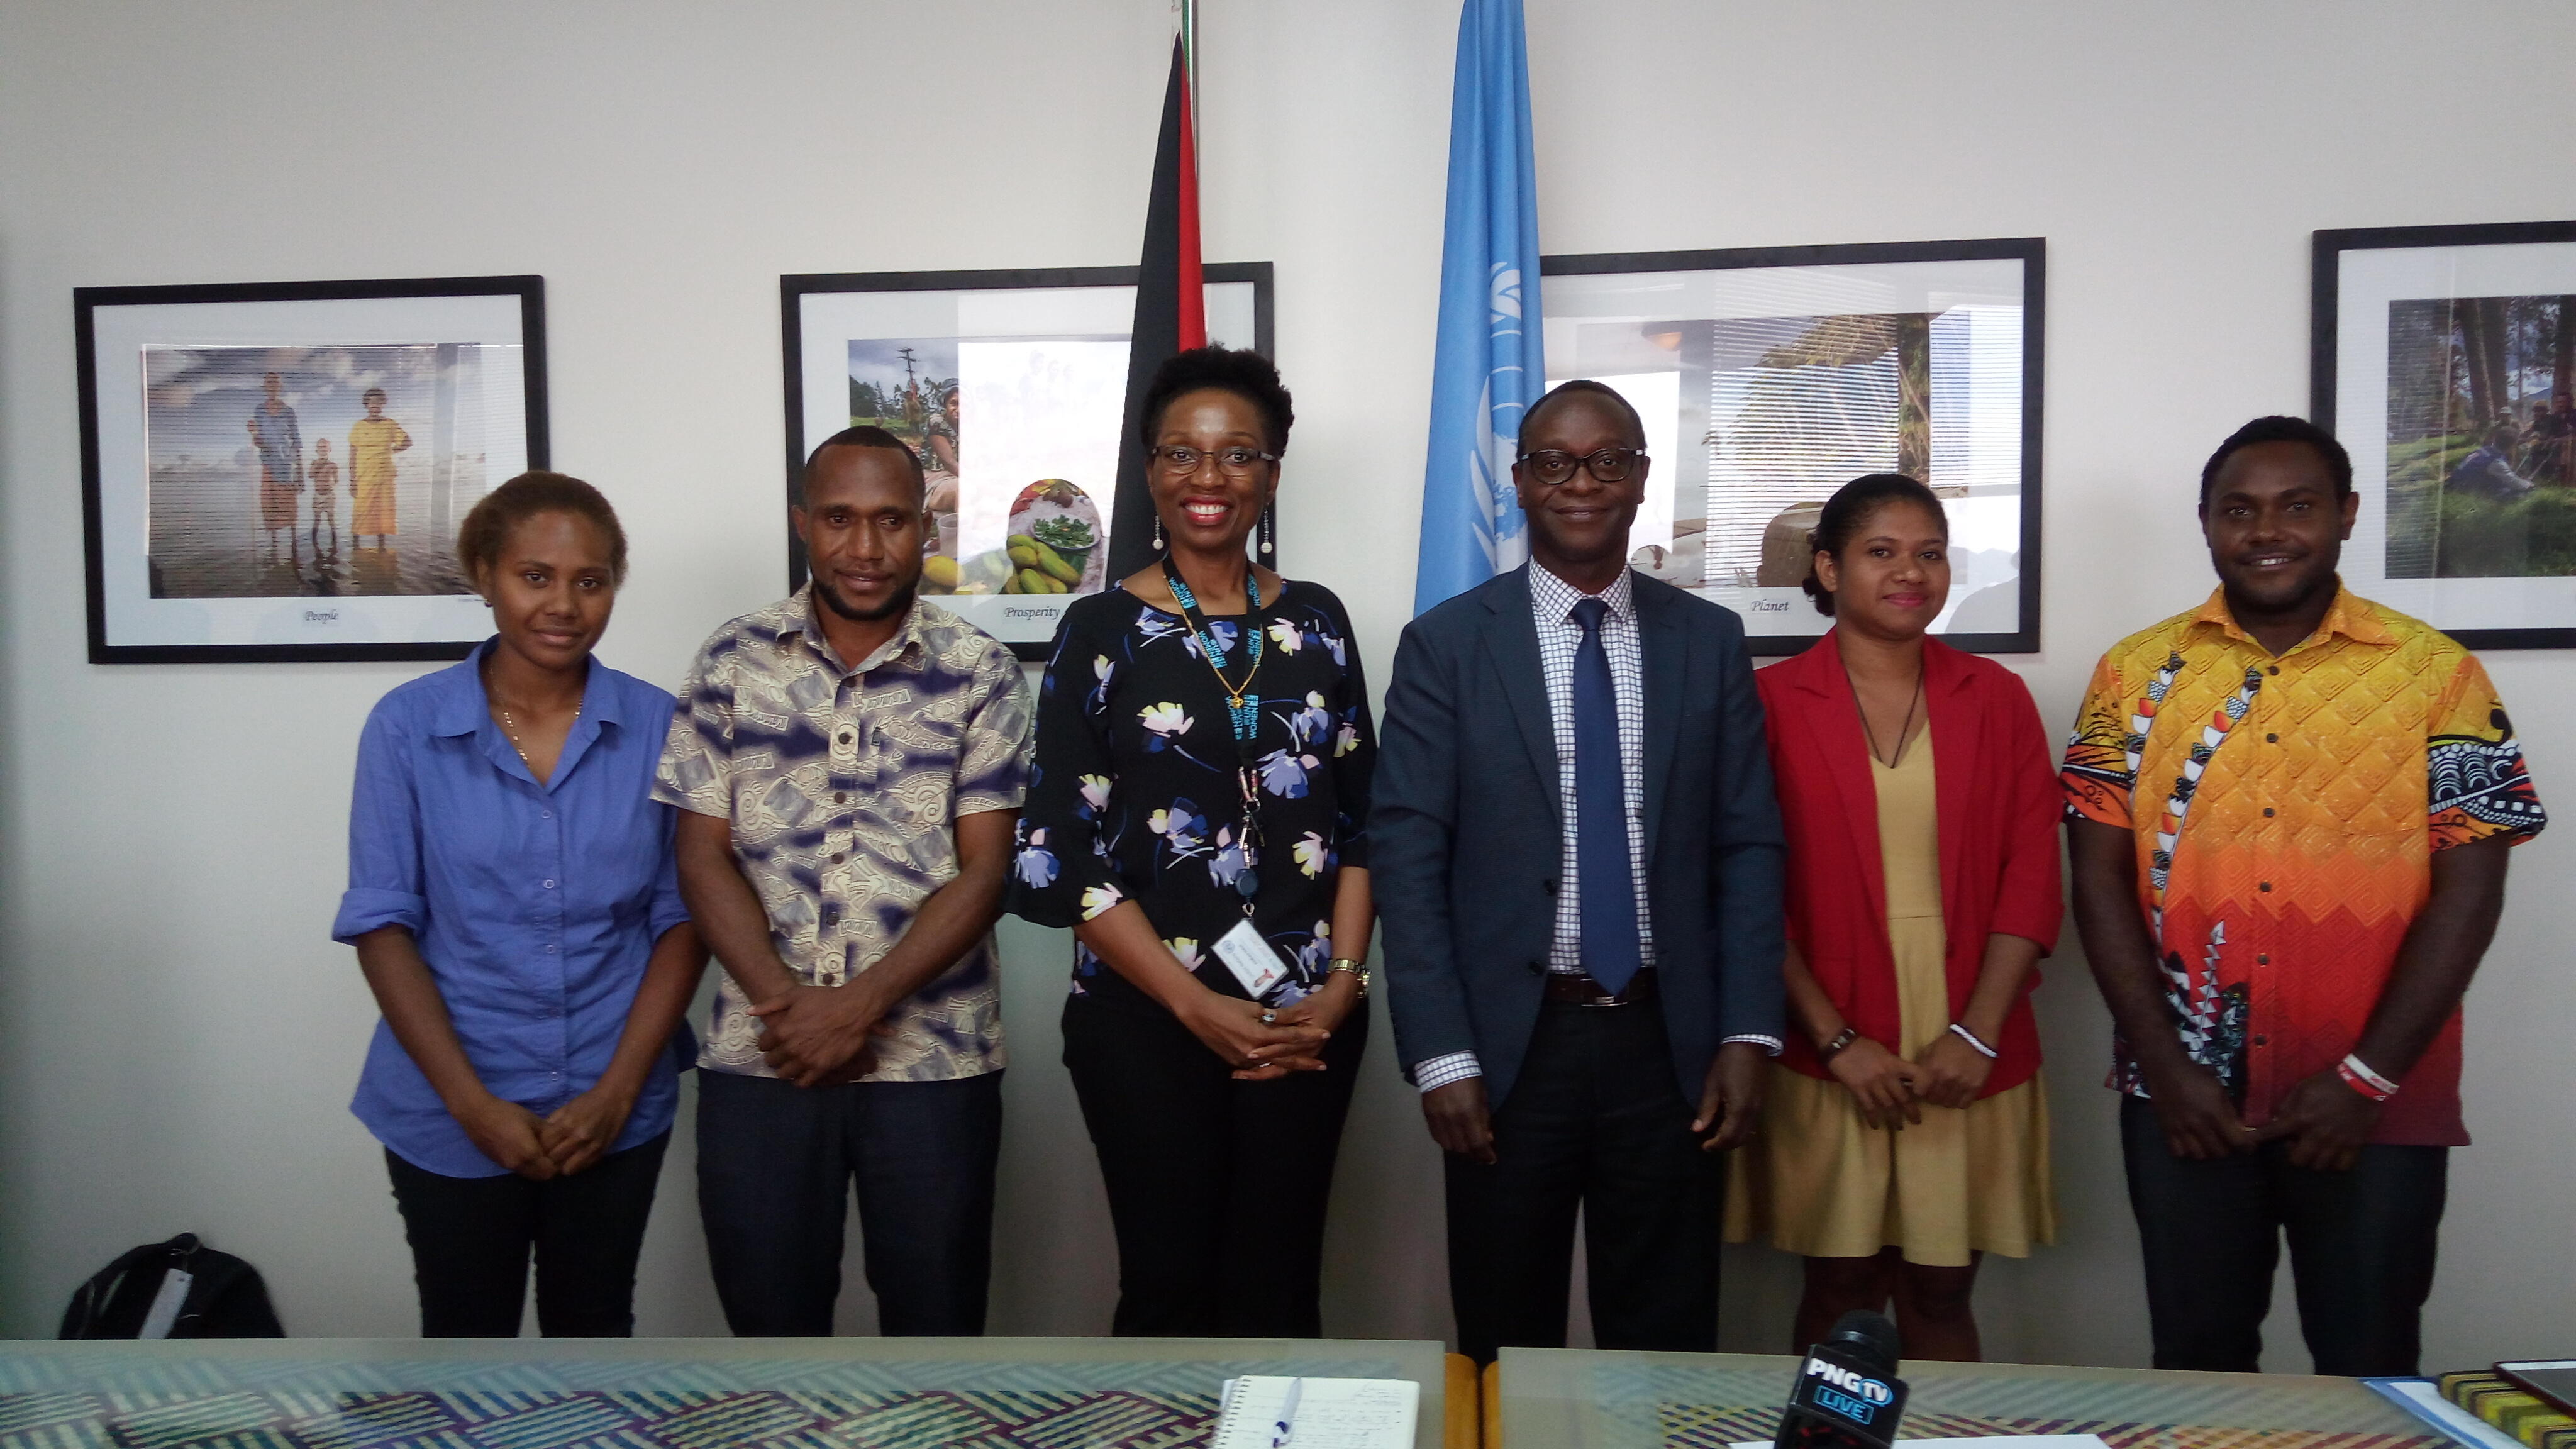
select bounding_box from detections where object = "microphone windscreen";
[1824,1309,1901,1374]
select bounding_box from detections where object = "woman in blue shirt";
[333,472,706,1337]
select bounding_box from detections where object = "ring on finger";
[1260,1010,1277,1025]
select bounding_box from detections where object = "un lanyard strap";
[1163,555,1269,913]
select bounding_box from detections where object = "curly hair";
[457,471,630,587]
[2199,415,2351,510]
[1801,473,1946,617]
[1140,346,1295,455]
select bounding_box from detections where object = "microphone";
[1772,1309,1909,1449]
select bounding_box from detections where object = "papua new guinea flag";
[1106,35,1207,581]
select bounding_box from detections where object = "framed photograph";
[782,264,1273,659]
[1541,238,2045,653]
[77,275,547,664]
[2316,221,2576,648]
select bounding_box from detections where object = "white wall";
[3,0,2570,1363]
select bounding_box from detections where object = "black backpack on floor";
[59,1233,285,1338]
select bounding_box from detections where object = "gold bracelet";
[1327,958,1371,996]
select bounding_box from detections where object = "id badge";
[1212,918,1289,999]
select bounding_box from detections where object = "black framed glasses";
[1516,447,1645,486]
[1150,444,1279,475]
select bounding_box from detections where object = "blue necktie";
[1571,597,1642,993]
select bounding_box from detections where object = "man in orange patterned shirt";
[2063,417,2542,1377]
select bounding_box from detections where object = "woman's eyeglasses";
[1150,445,1279,475]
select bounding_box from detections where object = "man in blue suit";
[1375,380,1786,1363]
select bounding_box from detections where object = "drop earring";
[1152,513,1165,552]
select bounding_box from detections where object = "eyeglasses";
[1150,444,1279,475]
[1517,447,1645,486]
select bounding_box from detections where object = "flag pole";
[1181,0,1199,149]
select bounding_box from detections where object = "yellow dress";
[1723,732,2056,1266]
[347,416,409,536]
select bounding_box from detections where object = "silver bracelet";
[1947,1023,1999,1060]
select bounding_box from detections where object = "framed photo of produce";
[782,264,1274,658]
[1541,238,2044,653]
[76,275,548,663]
[2316,221,2576,648]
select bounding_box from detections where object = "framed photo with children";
[76,275,549,663]
[2316,221,2576,648]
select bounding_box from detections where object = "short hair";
[457,471,630,586]
[2199,416,2352,509]
[799,425,924,505]
[1519,379,1645,450]
[361,387,387,402]
[1802,473,1947,618]
[1140,346,1294,455]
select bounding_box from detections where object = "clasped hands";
[2146,1056,2380,1172]
[457,1084,638,1182]
[1180,975,1358,1082]
[751,982,899,1087]
[1826,1030,1997,1128]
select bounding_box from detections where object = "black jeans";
[1444,999,1721,1365]
[384,1131,669,1337]
[2120,1096,2448,1375]
[695,1068,1002,1336]
[1062,991,1369,1337]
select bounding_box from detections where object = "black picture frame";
[2314,221,2576,650]
[77,274,549,664]
[781,262,1274,660]
[1541,237,2046,654]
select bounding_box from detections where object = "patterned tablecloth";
[1501,1352,2452,1449]
[0,1341,1441,1449]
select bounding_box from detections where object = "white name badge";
[1213,918,1289,999]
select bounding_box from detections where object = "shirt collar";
[1528,560,1637,625]
[2189,580,2394,653]
[779,584,929,676]
[426,638,625,736]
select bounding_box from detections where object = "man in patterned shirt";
[2064,416,2543,1376]
[658,426,1033,1336]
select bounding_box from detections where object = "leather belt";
[1541,967,1658,1007]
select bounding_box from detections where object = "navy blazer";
[1372,566,1787,1109]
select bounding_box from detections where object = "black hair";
[1140,346,1294,455]
[2198,416,2352,510]
[799,424,924,504]
[1801,473,1947,617]
[458,470,630,586]
[1519,378,1645,449]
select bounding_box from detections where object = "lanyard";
[1163,557,1268,911]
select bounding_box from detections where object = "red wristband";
[2336,1054,2399,1102]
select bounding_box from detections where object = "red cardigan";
[1757,633,2063,1096]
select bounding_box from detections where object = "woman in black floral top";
[1008,347,1377,1337]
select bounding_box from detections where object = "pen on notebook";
[1272,1375,1303,1448]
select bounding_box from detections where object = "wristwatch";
[1327,958,1371,996]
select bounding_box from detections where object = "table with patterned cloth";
[1496,1349,2452,1449]
[0,1336,1451,1449]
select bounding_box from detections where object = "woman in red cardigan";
[1723,474,2062,1361]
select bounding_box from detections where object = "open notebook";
[1211,1375,1419,1449]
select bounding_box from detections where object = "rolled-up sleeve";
[333,706,426,942]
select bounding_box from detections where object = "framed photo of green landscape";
[2316,221,2576,648]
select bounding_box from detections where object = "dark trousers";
[1445,999,1721,1365]
[696,1068,1002,1336]
[1062,991,1369,1337]
[2119,1096,2448,1375]
[384,1131,669,1338]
